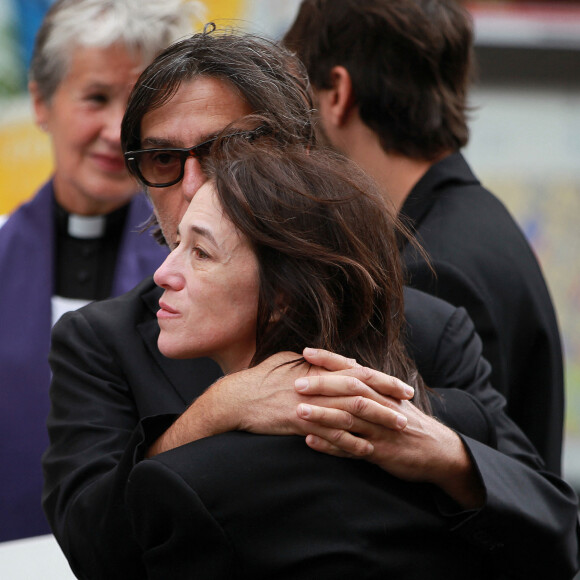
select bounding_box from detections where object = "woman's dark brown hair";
[202,125,430,411]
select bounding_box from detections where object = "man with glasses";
[43,29,578,579]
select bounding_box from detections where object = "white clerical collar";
[67,214,106,239]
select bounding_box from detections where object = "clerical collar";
[54,200,130,240]
[53,199,130,300]
[67,214,106,239]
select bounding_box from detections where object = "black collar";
[398,152,480,248]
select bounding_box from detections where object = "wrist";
[193,375,243,434]
[145,376,241,457]
[431,432,485,510]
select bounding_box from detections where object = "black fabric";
[43,278,579,579]
[53,200,130,300]
[127,424,493,580]
[400,152,564,474]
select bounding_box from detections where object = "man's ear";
[323,65,355,127]
[29,81,50,131]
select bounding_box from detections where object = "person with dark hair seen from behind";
[283,0,565,475]
[0,0,199,542]
[43,28,579,579]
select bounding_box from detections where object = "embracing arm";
[46,298,577,579]
[291,310,579,578]
[147,351,415,457]
[146,352,307,457]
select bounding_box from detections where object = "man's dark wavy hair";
[122,24,315,155]
[283,0,473,160]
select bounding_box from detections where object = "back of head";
[121,25,315,153]
[201,121,428,408]
[30,0,201,101]
[283,0,473,160]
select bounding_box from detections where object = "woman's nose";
[101,104,124,146]
[154,252,185,291]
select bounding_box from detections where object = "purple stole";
[0,180,168,541]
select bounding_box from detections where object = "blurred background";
[1,0,579,490]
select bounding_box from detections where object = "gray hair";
[29,0,204,102]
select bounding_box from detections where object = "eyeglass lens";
[135,139,215,187]
[128,127,267,187]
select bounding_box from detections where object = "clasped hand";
[161,347,483,508]
[228,347,483,508]
[293,349,471,489]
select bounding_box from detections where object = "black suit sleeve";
[414,306,579,578]
[43,309,176,580]
[405,256,563,475]
[127,459,235,580]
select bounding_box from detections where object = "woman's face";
[30,43,144,215]
[153,181,260,374]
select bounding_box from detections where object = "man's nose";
[181,157,207,202]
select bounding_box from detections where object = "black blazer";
[126,400,495,580]
[400,152,564,474]
[43,278,579,579]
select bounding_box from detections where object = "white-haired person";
[0,0,202,542]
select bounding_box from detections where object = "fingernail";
[298,404,312,417]
[303,347,318,357]
[396,414,408,429]
[405,386,414,398]
[295,378,309,391]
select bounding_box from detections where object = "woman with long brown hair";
[123,125,501,579]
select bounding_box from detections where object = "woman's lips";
[157,300,180,319]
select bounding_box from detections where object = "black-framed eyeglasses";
[124,127,268,188]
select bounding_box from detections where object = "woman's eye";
[86,93,108,105]
[193,246,209,260]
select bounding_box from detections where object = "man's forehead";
[140,76,253,146]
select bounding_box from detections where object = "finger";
[305,433,374,458]
[295,374,391,406]
[344,366,415,400]
[297,400,407,431]
[302,348,360,371]
[297,403,355,430]
[297,364,414,402]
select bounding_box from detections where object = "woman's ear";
[269,293,288,324]
[28,81,50,132]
